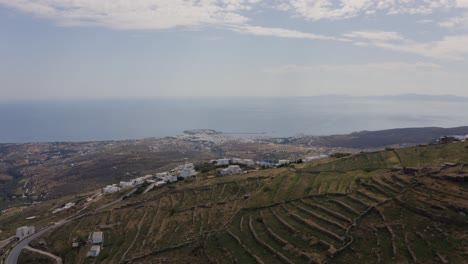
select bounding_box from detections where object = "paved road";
[5,188,136,264]
[5,223,66,264]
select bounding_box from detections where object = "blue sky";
[1,0,468,100]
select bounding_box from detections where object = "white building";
[304,155,329,162]
[119,181,133,189]
[231,158,255,167]
[87,245,101,257]
[156,172,170,180]
[174,163,197,179]
[157,172,177,182]
[166,175,178,182]
[92,231,103,244]
[241,159,255,167]
[216,158,231,166]
[453,135,468,141]
[179,168,197,178]
[277,160,291,166]
[221,165,243,175]
[16,226,35,240]
[103,184,120,194]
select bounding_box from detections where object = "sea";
[1,96,467,143]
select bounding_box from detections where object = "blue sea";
[1,96,467,143]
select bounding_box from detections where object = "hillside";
[0,136,320,210]
[1,141,467,264]
[284,126,468,149]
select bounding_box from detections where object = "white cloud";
[264,62,442,74]
[2,0,468,61]
[277,0,464,21]
[344,30,468,60]
[372,35,468,60]
[232,25,335,40]
[439,13,468,28]
[343,31,404,41]
[0,0,261,30]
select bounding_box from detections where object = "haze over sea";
[1,96,467,143]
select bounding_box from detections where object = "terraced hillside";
[2,141,467,264]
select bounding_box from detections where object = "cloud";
[439,13,468,28]
[2,0,468,61]
[232,25,336,40]
[276,0,464,21]
[263,62,442,74]
[344,30,468,60]
[0,0,261,30]
[343,31,404,41]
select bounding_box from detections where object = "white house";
[179,168,197,178]
[176,163,195,171]
[92,231,103,244]
[221,165,243,175]
[242,159,255,167]
[277,160,291,166]
[231,158,243,164]
[103,184,120,194]
[16,226,35,240]
[156,172,170,180]
[231,158,255,167]
[87,245,101,257]
[304,155,328,162]
[119,181,133,189]
[166,175,178,182]
[216,159,230,166]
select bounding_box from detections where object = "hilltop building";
[232,158,255,167]
[176,163,197,179]
[221,165,243,175]
[103,184,120,194]
[256,161,275,168]
[16,226,35,240]
[277,160,291,166]
[216,159,231,166]
[157,172,177,182]
[304,155,329,162]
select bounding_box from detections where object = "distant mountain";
[367,94,468,102]
[296,126,468,149]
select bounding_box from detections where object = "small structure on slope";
[16,226,35,240]
[221,165,243,175]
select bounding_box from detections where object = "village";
[102,155,329,196]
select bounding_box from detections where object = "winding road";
[5,188,136,264]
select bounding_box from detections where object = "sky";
[1,0,468,100]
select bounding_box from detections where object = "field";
[1,141,467,263]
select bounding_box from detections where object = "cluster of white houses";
[102,163,197,194]
[102,155,331,194]
[213,155,329,175]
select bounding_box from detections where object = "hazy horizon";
[1,96,467,143]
